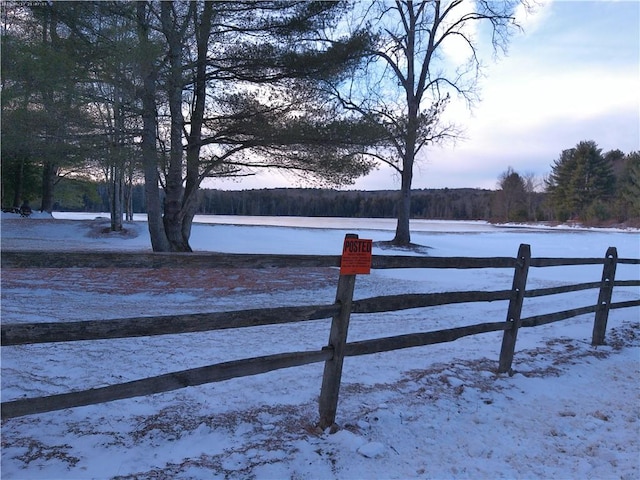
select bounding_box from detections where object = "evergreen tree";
[1,2,96,212]
[546,140,615,221]
[496,166,527,221]
[617,151,640,220]
[135,1,380,251]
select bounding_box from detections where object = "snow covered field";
[1,213,639,479]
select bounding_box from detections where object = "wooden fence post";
[591,247,618,346]
[498,243,531,374]
[318,234,358,430]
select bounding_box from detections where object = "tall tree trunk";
[137,2,170,252]
[110,164,123,231]
[12,158,25,208]
[40,161,57,213]
[393,170,412,245]
[181,2,213,247]
[393,100,418,246]
[124,168,133,222]
[110,86,124,232]
[161,2,191,252]
[39,10,58,215]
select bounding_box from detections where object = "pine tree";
[546,140,615,221]
[618,152,640,219]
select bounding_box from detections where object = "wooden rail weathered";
[1,304,341,346]
[3,250,638,270]
[1,242,639,424]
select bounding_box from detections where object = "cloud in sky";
[211,1,639,192]
[514,0,554,34]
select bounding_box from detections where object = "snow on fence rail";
[1,241,639,427]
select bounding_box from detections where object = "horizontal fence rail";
[531,257,640,267]
[1,349,333,419]
[2,251,522,270]
[524,280,640,298]
[1,304,341,346]
[1,251,342,269]
[351,290,513,314]
[3,250,638,270]
[343,321,509,357]
[1,243,639,423]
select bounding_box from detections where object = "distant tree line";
[193,187,533,221]
[7,140,638,226]
[43,181,516,221]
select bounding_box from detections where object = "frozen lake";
[53,211,503,231]
[52,212,631,234]
[0,211,630,260]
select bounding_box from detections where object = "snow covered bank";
[1,215,638,479]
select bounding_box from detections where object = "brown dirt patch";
[1,266,339,296]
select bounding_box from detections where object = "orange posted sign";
[340,238,373,275]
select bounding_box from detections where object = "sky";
[210,0,639,192]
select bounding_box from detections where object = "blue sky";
[212,0,639,192]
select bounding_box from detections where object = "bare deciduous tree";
[496,166,526,221]
[334,0,526,245]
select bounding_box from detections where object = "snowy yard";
[1,213,639,479]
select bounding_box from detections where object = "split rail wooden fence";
[1,241,639,428]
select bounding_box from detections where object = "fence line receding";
[1,241,639,427]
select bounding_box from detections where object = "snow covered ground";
[1,213,639,479]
